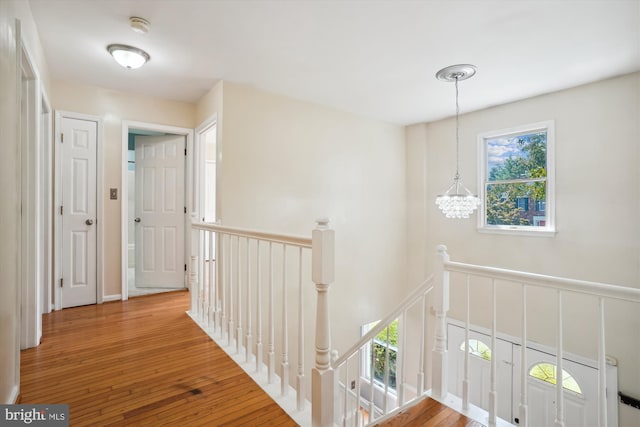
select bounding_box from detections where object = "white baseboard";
[103,294,122,302]
[7,384,19,404]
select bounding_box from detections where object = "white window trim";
[477,120,556,236]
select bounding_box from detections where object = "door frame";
[53,111,104,310]
[18,32,52,348]
[120,120,193,300]
[41,91,52,315]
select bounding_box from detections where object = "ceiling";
[29,0,640,125]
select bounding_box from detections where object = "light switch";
[110,188,118,200]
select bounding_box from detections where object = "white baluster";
[356,350,362,427]
[215,231,221,331]
[369,339,375,422]
[281,245,289,396]
[236,236,243,354]
[209,231,215,328]
[342,362,349,427]
[383,326,390,414]
[489,279,497,427]
[463,275,470,411]
[519,285,528,427]
[555,290,564,427]
[228,235,234,346]
[398,310,406,406]
[256,240,263,372]
[246,238,253,364]
[598,297,607,427]
[189,255,198,316]
[268,241,275,384]
[432,245,450,399]
[311,218,335,427]
[200,229,206,321]
[417,293,426,396]
[220,234,227,338]
[297,246,305,410]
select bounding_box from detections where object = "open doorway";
[121,121,194,299]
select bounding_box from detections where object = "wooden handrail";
[444,260,640,302]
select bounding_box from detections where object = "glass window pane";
[486,182,546,227]
[529,363,583,394]
[487,131,547,182]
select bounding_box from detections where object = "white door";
[61,117,97,308]
[134,135,185,288]
[448,324,514,422]
[512,347,598,427]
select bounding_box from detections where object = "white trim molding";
[103,294,123,303]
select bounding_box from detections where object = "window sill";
[477,226,556,237]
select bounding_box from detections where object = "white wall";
[51,81,196,297]
[0,0,51,404]
[196,81,408,394]
[407,72,640,424]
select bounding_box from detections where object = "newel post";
[311,218,335,427]
[432,245,450,399]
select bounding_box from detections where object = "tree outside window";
[363,319,398,390]
[478,121,555,234]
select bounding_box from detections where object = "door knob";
[85,219,94,225]
[134,217,141,223]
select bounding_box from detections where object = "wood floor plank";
[20,291,298,426]
[373,397,484,427]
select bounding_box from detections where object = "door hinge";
[184,206,187,214]
[60,278,64,288]
[60,205,63,215]
[184,147,187,156]
[184,264,187,272]
[61,133,64,143]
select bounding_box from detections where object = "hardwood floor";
[372,397,484,427]
[20,291,297,426]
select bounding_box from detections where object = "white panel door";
[135,135,185,288]
[448,324,514,423]
[61,117,97,308]
[512,346,597,427]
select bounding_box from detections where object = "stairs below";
[372,397,484,427]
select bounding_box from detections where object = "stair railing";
[329,276,434,426]
[435,245,640,427]
[188,218,335,425]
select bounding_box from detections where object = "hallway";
[20,291,296,426]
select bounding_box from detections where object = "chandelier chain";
[455,75,460,181]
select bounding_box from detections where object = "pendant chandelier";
[434,64,481,219]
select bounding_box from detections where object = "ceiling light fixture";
[107,44,150,70]
[434,64,481,219]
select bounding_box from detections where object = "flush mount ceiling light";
[434,64,481,219]
[107,44,150,70]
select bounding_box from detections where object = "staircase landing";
[373,397,485,427]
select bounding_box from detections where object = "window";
[362,319,398,390]
[459,338,492,361]
[478,121,555,235]
[529,363,582,394]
